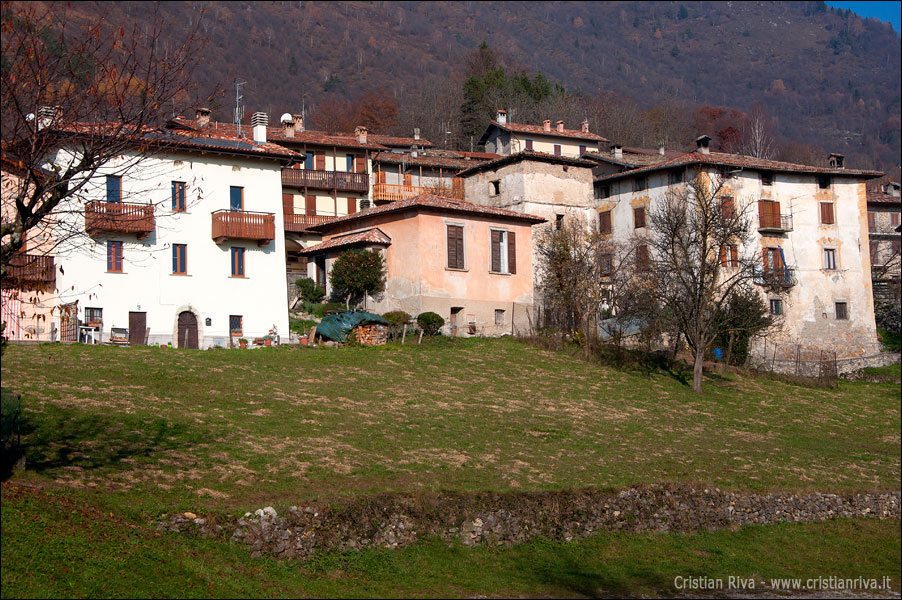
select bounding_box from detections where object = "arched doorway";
[177,311,198,349]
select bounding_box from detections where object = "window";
[314,151,326,171]
[304,152,314,169]
[823,248,837,270]
[106,241,123,272]
[636,244,650,271]
[867,211,877,232]
[85,307,103,327]
[231,247,245,277]
[106,176,121,203]
[525,139,534,151]
[892,212,900,227]
[595,184,610,200]
[346,155,354,172]
[720,195,735,219]
[446,225,464,269]
[769,299,783,316]
[720,244,739,267]
[893,238,901,255]
[835,302,848,320]
[669,169,684,185]
[171,181,186,212]
[578,144,587,155]
[820,202,834,225]
[347,197,357,215]
[490,229,516,274]
[494,309,505,326]
[490,180,500,196]
[761,172,773,186]
[870,241,880,266]
[717,166,734,180]
[600,252,614,275]
[172,244,187,275]
[229,315,243,337]
[634,206,646,229]
[599,210,612,234]
[230,186,243,212]
[633,176,647,192]
[817,175,831,189]
[553,144,562,156]
[555,214,564,230]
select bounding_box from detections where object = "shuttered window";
[507,231,516,274]
[488,229,515,274]
[578,144,587,155]
[720,244,738,267]
[525,139,533,150]
[314,152,326,171]
[835,302,848,320]
[870,241,880,265]
[867,211,876,232]
[720,196,735,219]
[891,212,900,226]
[172,244,187,275]
[354,155,366,173]
[600,252,613,275]
[106,241,123,272]
[305,195,317,216]
[599,210,612,234]
[231,247,245,277]
[823,248,837,270]
[820,202,835,225]
[171,182,186,212]
[553,144,562,156]
[347,198,357,214]
[447,225,464,269]
[491,230,502,272]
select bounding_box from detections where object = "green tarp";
[316,310,389,343]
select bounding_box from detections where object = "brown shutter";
[599,210,612,234]
[758,200,768,227]
[282,193,294,215]
[376,170,386,184]
[870,241,879,265]
[403,173,412,186]
[315,152,326,170]
[730,245,738,265]
[347,198,356,214]
[447,225,463,269]
[720,245,727,266]
[867,212,876,232]
[305,195,316,216]
[354,156,365,173]
[491,230,502,272]
[820,202,834,225]
[507,231,516,274]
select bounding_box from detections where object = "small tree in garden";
[295,277,325,304]
[328,249,386,309]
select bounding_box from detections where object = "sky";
[826,1,901,33]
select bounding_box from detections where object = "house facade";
[866,183,902,307]
[596,137,884,368]
[37,121,294,348]
[302,194,543,337]
[479,110,608,158]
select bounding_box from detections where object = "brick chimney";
[543,119,551,132]
[611,144,623,159]
[828,153,844,169]
[556,120,565,133]
[195,107,211,128]
[293,114,304,132]
[251,112,268,144]
[496,109,507,125]
[658,143,666,156]
[355,126,368,145]
[581,119,590,133]
[696,135,711,155]
[280,113,295,138]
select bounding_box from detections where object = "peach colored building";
[302,194,544,336]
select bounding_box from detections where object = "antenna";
[234,80,247,137]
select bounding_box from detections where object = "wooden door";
[177,311,198,349]
[59,301,78,342]
[129,312,146,346]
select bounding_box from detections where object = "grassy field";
[1,338,899,597]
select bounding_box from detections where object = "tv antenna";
[234,80,246,137]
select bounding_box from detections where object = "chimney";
[543,119,551,132]
[611,144,623,159]
[696,135,711,155]
[658,143,666,156]
[581,119,589,133]
[414,127,420,141]
[280,113,295,138]
[828,153,844,169]
[293,114,304,132]
[195,107,211,128]
[496,109,507,125]
[251,112,268,144]
[556,120,565,133]
[355,126,368,145]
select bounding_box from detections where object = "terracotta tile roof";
[308,193,545,232]
[458,151,503,160]
[373,151,480,171]
[299,227,392,255]
[595,151,884,182]
[167,118,389,151]
[456,150,596,178]
[867,190,902,205]
[480,120,609,144]
[355,133,433,148]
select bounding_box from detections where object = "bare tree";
[1,1,208,283]
[737,102,776,159]
[646,172,762,392]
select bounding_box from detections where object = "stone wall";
[748,349,900,376]
[158,485,900,561]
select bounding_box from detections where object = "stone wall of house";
[159,485,900,561]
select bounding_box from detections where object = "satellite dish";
[280,113,293,123]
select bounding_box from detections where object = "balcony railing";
[5,253,55,287]
[211,210,275,246]
[757,203,793,233]
[372,183,464,203]
[755,267,797,288]
[281,169,369,193]
[85,201,155,238]
[283,213,337,232]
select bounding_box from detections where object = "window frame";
[760,172,774,186]
[823,247,837,271]
[446,223,465,270]
[524,138,534,151]
[633,176,648,192]
[106,175,122,204]
[229,315,243,338]
[835,302,849,320]
[819,201,835,225]
[599,210,613,235]
[634,206,646,229]
[490,228,509,274]
[231,247,246,277]
[172,243,188,275]
[494,309,505,326]
[553,144,562,156]
[85,307,103,327]
[229,186,244,212]
[817,175,831,190]
[172,181,187,212]
[769,298,783,316]
[106,240,123,273]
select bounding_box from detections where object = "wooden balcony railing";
[372,183,464,203]
[85,201,155,238]
[281,169,369,193]
[283,213,337,232]
[211,210,275,246]
[755,267,797,288]
[5,253,55,287]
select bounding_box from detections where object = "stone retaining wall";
[750,351,900,377]
[158,485,901,561]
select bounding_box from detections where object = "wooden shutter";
[282,193,294,216]
[447,225,463,269]
[347,197,357,214]
[507,231,516,274]
[870,241,879,265]
[525,139,533,150]
[721,196,734,219]
[375,170,386,184]
[634,206,645,229]
[305,195,316,216]
[491,230,502,272]
[730,245,738,266]
[354,156,366,173]
[403,173,412,186]
[599,210,612,234]
[314,152,326,171]
[720,245,727,266]
[820,202,834,225]
[867,212,876,232]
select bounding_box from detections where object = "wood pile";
[354,324,388,346]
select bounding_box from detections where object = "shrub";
[289,317,317,336]
[382,311,411,327]
[295,277,325,304]
[328,249,386,308]
[417,312,445,336]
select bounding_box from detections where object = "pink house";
[303,194,544,336]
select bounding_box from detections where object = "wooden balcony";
[755,267,797,288]
[283,213,337,233]
[372,183,464,203]
[757,202,793,234]
[281,169,369,193]
[5,253,55,288]
[211,210,275,246]
[85,201,155,238]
